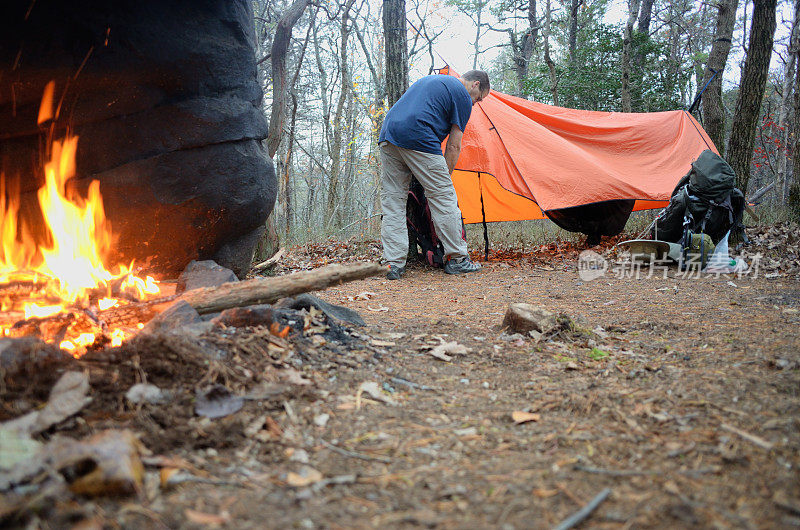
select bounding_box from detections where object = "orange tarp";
[442,69,717,224]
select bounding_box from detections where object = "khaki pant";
[380,142,468,267]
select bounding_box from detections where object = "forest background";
[252,0,800,256]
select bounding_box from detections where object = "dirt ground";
[2,231,800,529]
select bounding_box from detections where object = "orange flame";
[1,82,160,354]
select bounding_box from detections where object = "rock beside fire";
[177,260,239,292]
[139,301,204,335]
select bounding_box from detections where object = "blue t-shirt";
[379,75,472,155]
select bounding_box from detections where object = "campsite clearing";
[2,230,799,528]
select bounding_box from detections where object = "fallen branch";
[181,262,385,315]
[554,488,611,530]
[251,248,285,272]
[748,180,775,204]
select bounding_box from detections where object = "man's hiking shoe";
[444,257,481,275]
[386,265,406,280]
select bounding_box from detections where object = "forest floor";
[2,225,800,529]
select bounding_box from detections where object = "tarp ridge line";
[682,110,714,152]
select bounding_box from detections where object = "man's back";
[379,75,472,155]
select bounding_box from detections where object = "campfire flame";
[1,81,160,356]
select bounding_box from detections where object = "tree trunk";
[699,0,738,155]
[523,0,539,70]
[326,0,355,228]
[543,0,559,106]
[284,91,298,239]
[790,0,800,221]
[621,0,641,112]
[568,0,580,67]
[727,0,777,195]
[384,0,409,106]
[267,0,310,159]
[511,0,538,96]
[637,0,654,34]
[283,15,314,241]
[776,1,799,202]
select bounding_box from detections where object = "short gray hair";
[462,70,490,93]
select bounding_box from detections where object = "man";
[379,70,490,280]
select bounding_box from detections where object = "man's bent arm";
[444,124,463,175]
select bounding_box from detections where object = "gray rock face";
[139,300,203,335]
[0,0,275,277]
[177,260,239,293]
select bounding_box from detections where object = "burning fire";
[1,81,160,356]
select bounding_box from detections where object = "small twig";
[311,474,358,492]
[553,488,611,530]
[339,213,381,232]
[573,465,654,477]
[720,423,775,450]
[320,439,392,464]
[390,376,435,391]
[252,248,285,272]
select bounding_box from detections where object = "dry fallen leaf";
[512,411,541,424]
[356,291,377,300]
[357,381,398,406]
[429,341,471,362]
[280,368,311,386]
[370,339,396,347]
[286,466,323,487]
[532,488,559,498]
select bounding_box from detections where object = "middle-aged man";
[378,70,490,280]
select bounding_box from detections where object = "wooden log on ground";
[181,262,385,315]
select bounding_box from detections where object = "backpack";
[406,178,465,267]
[652,150,746,250]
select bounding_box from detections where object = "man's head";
[461,70,490,105]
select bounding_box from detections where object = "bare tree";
[543,0,559,105]
[621,0,642,112]
[699,0,739,154]
[445,0,493,70]
[790,0,800,220]
[568,0,582,67]
[327,0,357,227]
[407,0,448,75]
[727,0,778,194]
[267,0,312,158]
[281,12,316,237]
[776,0,799,201]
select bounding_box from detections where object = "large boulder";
[0,0,275,278]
